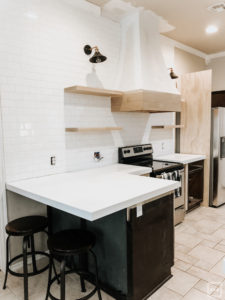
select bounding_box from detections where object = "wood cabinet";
[188,161,204,211]
[180,70,212,206]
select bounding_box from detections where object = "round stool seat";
[48,229,96,256]
[5,216,48,236]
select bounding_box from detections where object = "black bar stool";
[3,215,58,300]
[45,229,102,300]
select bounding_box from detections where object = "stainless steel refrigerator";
[210,107,225,207]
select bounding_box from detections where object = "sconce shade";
[90,50,107,63]
[84,44,107,63]
[169,68,178,79]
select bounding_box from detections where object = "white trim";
[0,94,8,271]
[161,35,225,63]
[207,51,225,60]
[160,35,208,60]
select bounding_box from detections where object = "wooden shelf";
[151,125,184,129]
[111,89,182,113]
[66,127,122,133]
[64,85,123,98]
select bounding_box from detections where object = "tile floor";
[1,205,225,300]
[151,205,225,300]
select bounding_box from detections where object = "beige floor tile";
[210,258,225,278]
[211,281,225,299]
[165,268,199,296]
[183,288,217,300]
[175,243,192,254]
[185,208,203,221]
[195,259,217,272]
[0,291,20,300]
[175,259,192,272]
[0,287,14,298]
[194,279,217,295]
[212,228,225,243]
[187,266,224,284]
[193,231,222,243]
[175,232,202,249]
[189,245,224,267]
[215,244,225,253]
[149,286,182,299]
[192,219,223,235]
[220,240,225,246]
[175,251,199,265]
[200,240,218,249]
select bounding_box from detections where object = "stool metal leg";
[60,259,66,300]
[78,254,86,293]
[90,250,102,300]
[30,235,37,273]
[45,256,53,300]
[3,236,10,290]
[52,258,60,284]
[43,231,60,284]
[23,236,29,300]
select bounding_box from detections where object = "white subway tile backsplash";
[0,0,175,181]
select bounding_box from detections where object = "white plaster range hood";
[102,0,181,113]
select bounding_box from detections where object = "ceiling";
[87,0,225,54]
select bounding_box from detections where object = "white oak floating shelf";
[151,125,184,129]
[64,85,182,113]
[66,127,122,133]
[64,85,123,98]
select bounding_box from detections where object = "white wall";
[65,93,174,171]
[0,95,7,270]
[0,0,175,183]
[208,56,225,91]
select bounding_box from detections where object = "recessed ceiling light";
[206,25,218,34]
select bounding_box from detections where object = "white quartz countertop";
[6,164,180,221]
[155,153,206,164]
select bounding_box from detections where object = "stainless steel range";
[119,144,185,225]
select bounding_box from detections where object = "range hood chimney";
[115,9,178,94]
[102,1,181,113]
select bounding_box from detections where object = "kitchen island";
[6,164,180,300]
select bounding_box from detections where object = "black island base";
[48,193,174,300]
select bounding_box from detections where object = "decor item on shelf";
[84,45,107,63]
[169,68,179,79]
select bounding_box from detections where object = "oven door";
[174,170,185,209]
[156,169,185,225]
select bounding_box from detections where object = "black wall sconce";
[84,45,107,63]
[169,68,178,79]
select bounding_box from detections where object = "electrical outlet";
[50,156,56,165]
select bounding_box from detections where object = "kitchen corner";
[1,1,225,300]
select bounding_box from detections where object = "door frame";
[0,95,7,271]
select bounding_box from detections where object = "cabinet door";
[128,194,174,300]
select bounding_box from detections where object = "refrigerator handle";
[220,137,225,159]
